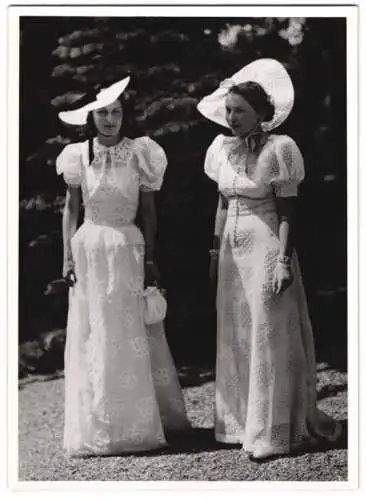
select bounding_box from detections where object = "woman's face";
[225,92,260,137]
[92,99,123,137]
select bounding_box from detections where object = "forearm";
[140,191,157,262]
[276,197,296,260]
[141,214,156,262]
[213,194,228,250]
[62,189,80,264]
[278,219,293,258]
[63,212,77,260]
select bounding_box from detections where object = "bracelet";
[65,255,74,265]
[209,249,219,258]
[278,255,291,266]
[145,260,155,265]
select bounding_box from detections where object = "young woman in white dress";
[56,77,190,457]
[197,59,342,461]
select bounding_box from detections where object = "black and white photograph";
[6,1,361,490]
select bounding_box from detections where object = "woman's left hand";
[272,262,293,295]
[144,260,160,287]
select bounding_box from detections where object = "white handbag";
[143,286,167,325]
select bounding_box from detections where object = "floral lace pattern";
[204,133,305,199]
[206,134,341,458]
[57,137,189,456]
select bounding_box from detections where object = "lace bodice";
[56,136,167,227]
[204,134,305,198]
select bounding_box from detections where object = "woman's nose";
[229,113,237,124]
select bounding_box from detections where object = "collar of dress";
[224,133,271,155]
[93,136,128,155]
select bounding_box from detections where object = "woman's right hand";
[63,259,77,287]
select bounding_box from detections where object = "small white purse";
[143,286,167,325]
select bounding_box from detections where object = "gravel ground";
[18,364,348,482]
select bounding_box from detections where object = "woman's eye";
[226,108,243,114]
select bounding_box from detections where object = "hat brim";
[58,76,130,126]
[197,59,294,131]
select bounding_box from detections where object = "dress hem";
[64,440,168,458]
[215,432,244,444]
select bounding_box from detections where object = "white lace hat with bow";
[58,76,131,126]
[197,58,294,131]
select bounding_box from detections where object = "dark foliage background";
[19,17,347,375]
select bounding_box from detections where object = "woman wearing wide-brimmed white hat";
[56,76,190,456]
[198,59,342,461]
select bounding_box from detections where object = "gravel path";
[18,365,348,482]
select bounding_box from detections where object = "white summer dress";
[204,133,341,459]
[56,136,190,457]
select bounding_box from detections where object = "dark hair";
[229,81,275,123]
[85,93,138,165]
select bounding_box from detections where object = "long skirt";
[63,221,190,456]
[215,197,341,459]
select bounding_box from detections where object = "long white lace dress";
[56,136,190,457]
[204,133,341,459]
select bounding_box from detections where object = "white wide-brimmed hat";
[58,76,131,126]
[197,58,294,131]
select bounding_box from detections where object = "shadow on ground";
[78,420,347,461]
[317,383,348,401]
[178,365,215,388]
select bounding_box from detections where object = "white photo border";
[4,1,362,497]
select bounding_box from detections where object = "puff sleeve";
[135,136,168,191]
[204,134,224,183]
[55,143,83,187]
[270,136,305,197]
